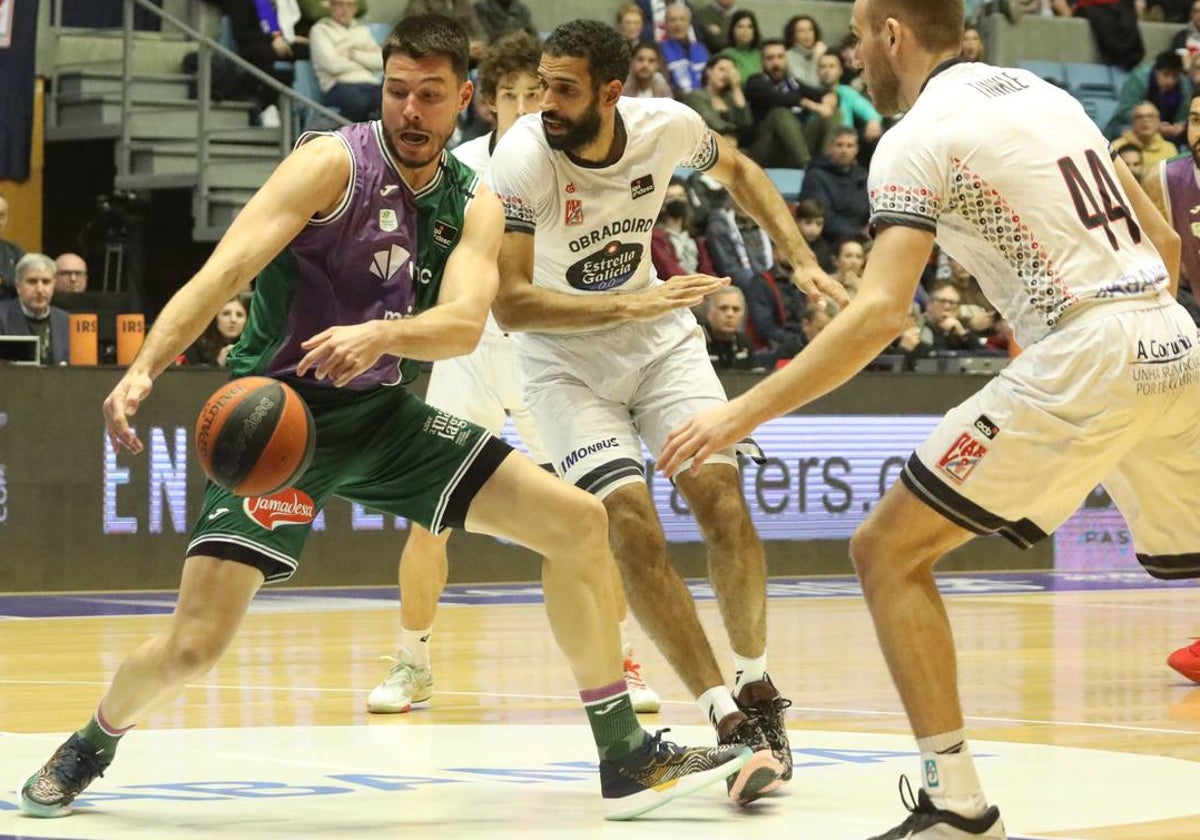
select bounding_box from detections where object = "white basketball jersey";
[451,132,504,339]
[488,97,719,336]
[869,62,1168,348]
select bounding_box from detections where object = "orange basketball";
[194,376,315,498]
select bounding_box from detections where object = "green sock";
[78,713,127,755]
[582,682,645,761]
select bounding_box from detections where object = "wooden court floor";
[2,576,1199,839]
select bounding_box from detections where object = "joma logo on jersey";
[565,199,584,226]
[630,174,654,199]
[937,433,988,484]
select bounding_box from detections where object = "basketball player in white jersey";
[659,0,1197,836]
[366,31,662,716]
[489,19,848,806]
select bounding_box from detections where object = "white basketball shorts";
[516,312,737,499]
[903,293,1200,579]
[424,333,550,466]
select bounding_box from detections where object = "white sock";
[732,651,767,694]
[619,620,633,660]
[915,732,988,818]
[698,685,739,727]
[402,626,433,669]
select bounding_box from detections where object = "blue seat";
[291,59,344,132]
[368,21,391,45]
[1080,96,1120,134]
[1065,62,1116,97]
[1018,60,1067,87]
[765,168,805,201]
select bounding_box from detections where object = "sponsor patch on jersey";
[244,489,317,531]
[560,436,621,474]
[630,174,654,200]
[937,432,988,485]
[433,219,459,249]
[973,415,999,440]
[379,209,398,232]
[565,199,584,226]
[565,240,643,291]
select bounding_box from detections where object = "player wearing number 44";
[659,1,1200,838]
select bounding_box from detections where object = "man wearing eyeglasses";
[54,253,88,294]
[921,281,988,352]
[1112,101,1178,174]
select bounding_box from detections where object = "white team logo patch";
[379,209,398,232]
[370,244,410,281]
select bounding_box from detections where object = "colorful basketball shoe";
[21,734,112,818]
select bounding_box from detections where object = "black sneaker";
[716,710,785,805]
[736,676,793,782]
[868,776,1007,839]
[20,734,113,818]
[600,728,751,820]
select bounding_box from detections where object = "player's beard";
[863,59,902,117]
[1191,138,1200,170]
[541,96,603,152]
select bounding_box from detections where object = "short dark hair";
[794,199,825,221]
[478,31,541,102]
[865,0,965,54]
[382,13,470,83]
[632,39,664,63]
[760,37,786,54]
[727,10,760,49]
[835,236,864,257]
[1154,50,1184,74]
[784,15,822,48]
[544,19,631,86]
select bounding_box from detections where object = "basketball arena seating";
[1017,60,1128,134]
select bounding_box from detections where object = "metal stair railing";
[49,0,351,237]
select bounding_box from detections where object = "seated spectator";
[745,39,839,168]
[1114,101,1182,169]
[0,192,24,300]
[473,0,537,42]
[683,167,728,230]
[693,0,736,54]
[684,56,753,144]
[835,33,865,92]
[742,267,807,361]
[718,10,762,81]
[888,303,934,370]
[703,286,769,371]
[1171,0,1200,71]
[1111,51,1192,140]
[310,0,383,122]
[0,254,69,365]
[1117,144,1144,180]
[661,2,709,95]
[921,280,991,352]
[961,25,985,61]
[816,52,883,147]
[222,0,308,127]
[1146,0,1192,21]
[794,199,835,272]
[296,0,367,38]
[707,200,773,288]
[831,237,865,298]
[403,0,486,62]
[783,14,826,89]
[615,3,647,53]
[798,127,871,246]
[799,299,838,348]
[54,253,88,294]
[624,41,673,98]
[1053,0,1144,70]
[183,294,250,366]
[651,178,714,279]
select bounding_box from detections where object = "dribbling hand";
[103,370,154,454]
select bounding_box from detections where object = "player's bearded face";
[381,56,468,169]
[541,89,603,151]
[860,43,901,116]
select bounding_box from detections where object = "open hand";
[297,322,390,387]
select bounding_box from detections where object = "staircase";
[44,1,343,243]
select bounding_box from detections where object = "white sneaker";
[367,649,433,713]
[259,104,281,128]
[623,655,661,713]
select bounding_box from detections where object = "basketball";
[194,376,316,498]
